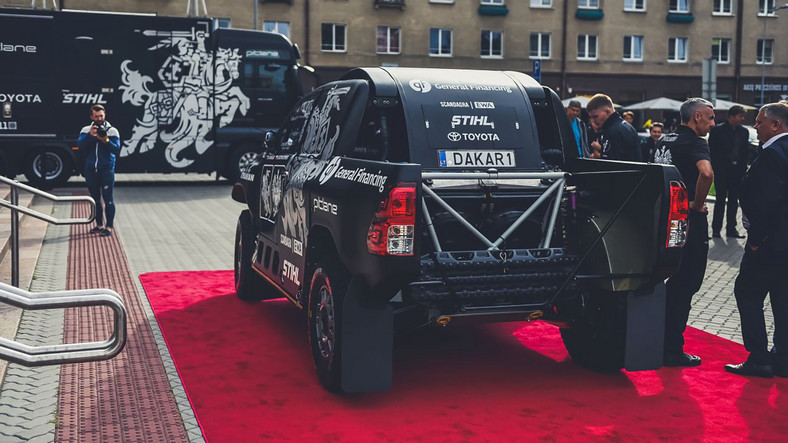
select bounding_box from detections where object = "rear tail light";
[666,180,689,248]
[367,183,416,256]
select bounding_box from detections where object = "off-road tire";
[308,253,350,393]
[560,293,627,372]
[234,210,268,301]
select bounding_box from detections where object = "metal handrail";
[0,175,95,287]
[0,281,126,366]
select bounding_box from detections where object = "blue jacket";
[77,122,121,171]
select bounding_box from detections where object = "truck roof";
[343,67,565,171]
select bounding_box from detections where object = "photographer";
[77,104,120,236]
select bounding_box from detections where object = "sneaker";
[99,228,113,236]
[89,226,104,234]
[726,229,746,239]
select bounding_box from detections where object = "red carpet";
[141,271,788,442]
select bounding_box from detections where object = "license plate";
[438,150,515,168]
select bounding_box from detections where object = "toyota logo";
[447,132,461,142]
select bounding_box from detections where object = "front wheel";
[234,210,269,301]
[308,255,350,392]
[25,147,72,189]
[560,293,626,373]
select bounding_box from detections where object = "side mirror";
[264,131,278,150]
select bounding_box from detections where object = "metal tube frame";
[0,281,127,366]
[1,175,95,287]
[420,170,567,252]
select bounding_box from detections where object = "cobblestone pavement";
[0,203,70,443]
[0,179,772,441]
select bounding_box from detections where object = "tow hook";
[436,316,451,326]
[526,311,543,322]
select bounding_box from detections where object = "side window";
[274,94,318,155]
[300,82,358,158]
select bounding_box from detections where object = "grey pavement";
[0,175,773,441]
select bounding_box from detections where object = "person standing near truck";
[77,104,120,236]
[708,105,749,239]
[586,94,642,162]
[653,98,715,366]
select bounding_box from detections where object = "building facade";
[4,0,787,106]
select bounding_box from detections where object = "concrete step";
[0,184,38,264]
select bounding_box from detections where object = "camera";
[93,122,109,138]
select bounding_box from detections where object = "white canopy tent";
[622,97,684,111]
[561,96,621,108]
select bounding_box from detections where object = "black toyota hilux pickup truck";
[231,67,689,393]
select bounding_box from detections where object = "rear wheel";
[560,293,626,372]
[25,147,72,189]
[234,210,268,301]
[308,254,349,392]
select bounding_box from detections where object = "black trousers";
[733,247,788,364]
[664,210,709,354]
[711,163,745,233]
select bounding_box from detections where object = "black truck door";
[254,91,321,285]
[273,80,368,295]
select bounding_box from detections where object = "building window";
[481,30,503,58]
[578,0,599,8]
[759,0,776,15]
[711,38,731,63]
[481,0,505,5]
[530,0,552,7]
[216,18,231,28]
[713,0,732,14]
[430,28,453,56]
[623,35,644,61]
[624,0,646,12]
[377,26,401,55]
[577,34,598,60]
[263,21,290,38]
[321,23,347,52]
[757,39,774,64]
[529,33,551,59]
[670,0,690,13]
[668,37,688,62]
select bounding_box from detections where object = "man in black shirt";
[708,105,749,238]
[653,98,716,366]
[587,94,642,162]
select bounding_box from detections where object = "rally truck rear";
[231,67,688,393]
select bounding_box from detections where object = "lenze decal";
[313,197,338,215]
[0,94,41,103]
[282,260,300,285]
[63,93,107,104]
[451,115,495,129]
[0,43,36,53]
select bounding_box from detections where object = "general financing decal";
[318,157,389,193]
[409,79,513,94]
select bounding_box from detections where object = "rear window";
[389,69,543,170]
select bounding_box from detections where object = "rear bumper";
[404,248,580,306]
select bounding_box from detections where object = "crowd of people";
[566,96,788,378]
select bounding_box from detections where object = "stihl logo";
[451,115,495,129]
[63,93,107,104]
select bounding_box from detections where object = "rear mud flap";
[341,276,393,392]
[624,282,666,371]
